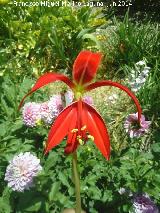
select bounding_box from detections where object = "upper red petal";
[86,80,142,121]
[73,51,102,85]
[82,101,110,160]
[18,72,74,109]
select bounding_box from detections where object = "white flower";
[128,60,151,93]
[136,60,146,66]
[5,152,42,192]
[118,187,127,195]
[106,93,118,104]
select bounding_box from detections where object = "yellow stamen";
[71,128,78,133]
[78,138,84,145]
[77,135,82,139]
[88,135,94,141]
[36,119,42,126]
[81,125,87,131]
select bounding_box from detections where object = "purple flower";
[124,113,151,138]
[40,95,63,124]
[133,194,159,213]
[83,96,94,106]
[22,102,41,127]
[5,152,42,192]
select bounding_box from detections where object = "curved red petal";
[18,72,74,109]
[65,108,78,154]
[73,51,102,85]
[82,101,110,160]
[86,80,142,121]
[45,102,77,154]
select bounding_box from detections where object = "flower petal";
[82,101,110,160]
[73,51,102,85]
[45,102,77,154]
[86,80,142,121]
[19,72,74,109]
[65,108,78,154]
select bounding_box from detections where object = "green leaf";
[58,172,70,187]
[17,191,45,212]
[49,181,61,201]
[151,143,160,153]
[0,123,6,137]
[0,198,11,213]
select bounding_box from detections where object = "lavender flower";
[22,102,41,127]
[83,96,94,106]
[132,194,159,213]
[40,95,63,124]
[5,152,42,192]
[124,113,151,138]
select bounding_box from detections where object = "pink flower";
[5,152,42,192]
[22,102,41,127]
[124,113,151,138]
[40,95,63,124]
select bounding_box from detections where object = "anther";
[78,138,84,145]
[81,125,87,131]
[71,128,78,133]
[88,135,94,141]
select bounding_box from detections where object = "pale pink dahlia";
[133,194,159,213]
[5,152,42,192]
[48,95,63,117]
[40,101,56,125]
[124,113,151,138]
[22,102,41,127]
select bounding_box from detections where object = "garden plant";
[0,0,160,213]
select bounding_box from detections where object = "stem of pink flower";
[72,151,81,213]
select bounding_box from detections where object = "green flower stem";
[72,151,81,213]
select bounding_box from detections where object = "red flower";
[19,51,142,160]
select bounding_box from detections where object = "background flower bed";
[0,1,160,212]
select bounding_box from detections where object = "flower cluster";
[22,92,94,127]
[129,60,151,93]
[22,95,63,127]
[132,194,159,213]
[124,113,151,138]
[5,152,42,192]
